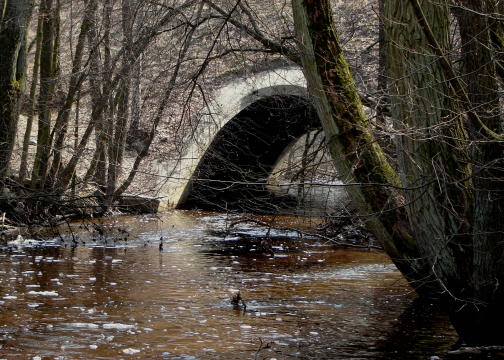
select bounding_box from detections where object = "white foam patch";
[27,291,59,297]
[102,323,136,330]
[122,348,141,354]
[66,323,100,329]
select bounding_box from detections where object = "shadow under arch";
[180,94,321,213]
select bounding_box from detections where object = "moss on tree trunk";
[291,0,430,289]
[293,0,504,346]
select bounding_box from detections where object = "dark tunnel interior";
[180,95,320,214]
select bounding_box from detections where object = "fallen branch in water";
[227,218,382,250]
[254,338,275,360]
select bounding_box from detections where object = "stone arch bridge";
[156,67,328,212]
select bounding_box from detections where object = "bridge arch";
[157,67,323,211]
[182,94,319,212]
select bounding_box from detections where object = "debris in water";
[230,290,247,310]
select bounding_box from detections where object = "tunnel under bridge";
[156,67,347,214]
[181,94,320,213]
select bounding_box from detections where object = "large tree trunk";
[450,0,504,345]
[392,0,503,345]
[0,0,34,187]
[291,0,430,289]
[293,0,504,346]
[385,0,474,300]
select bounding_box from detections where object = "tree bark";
[0,0,34,187]
[106,0,135,200]
[291,0,430,289]
[93,0,113,190]
[31,0,57,189]
[376,0,387,124]
[19,10,42,182]
[385,0,474,298]
[293,0,504,346]
[451,0,504,345]
[48,0,94,185]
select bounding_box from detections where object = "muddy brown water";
[0,210,457,359]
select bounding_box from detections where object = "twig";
[254,338,274,360]
[229,218,381,250]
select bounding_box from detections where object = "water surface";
[0,211,457,359]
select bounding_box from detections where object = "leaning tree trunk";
[294,0,504,346]
[0,0,34,188]
[291,0,432,289]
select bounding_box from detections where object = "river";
[0,210,457,359]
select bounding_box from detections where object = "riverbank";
[1,203,376,254]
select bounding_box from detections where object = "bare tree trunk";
[114,3,204,197]
[93,0,113,191]
[127,57,142,143]
[0,0,34,187]
[106,0,135,200]
[19,10,42,182]
[71,88,81,197]
[84,0,104,190]
[126,5,146,147]
[31,0,58,189]
[48,0,94,186]
[376,0,387,124]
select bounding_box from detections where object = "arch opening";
[180,95,321,213]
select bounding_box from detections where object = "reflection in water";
[0,211,457,359]
[376,297,456,360]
